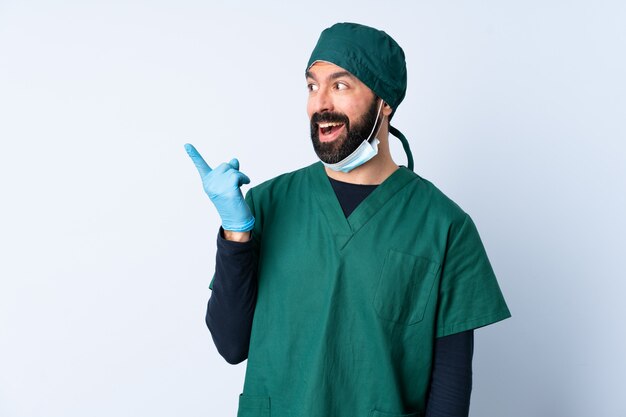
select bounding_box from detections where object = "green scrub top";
[219,162,510,417]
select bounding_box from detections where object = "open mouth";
[318,122,345,141]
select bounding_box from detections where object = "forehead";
[306,61,359,81]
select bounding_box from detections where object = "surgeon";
[185,22,511,417]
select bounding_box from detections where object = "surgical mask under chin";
[322,100,384,173]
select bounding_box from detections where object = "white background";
[1,1,625,416]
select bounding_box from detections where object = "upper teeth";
[319,122,343,128]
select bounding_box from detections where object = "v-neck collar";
[308,162,417,247]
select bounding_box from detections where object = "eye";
[307,83,319,92]
[335,82,348,90]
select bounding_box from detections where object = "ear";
[382,101,393,117]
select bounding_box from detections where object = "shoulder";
[246,162,320,202]
[404,170,469,226]
[408,175,491,260]
[248,163,319,197]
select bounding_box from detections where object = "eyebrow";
[305,70,356,82]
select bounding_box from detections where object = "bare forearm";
[223,230,251,242]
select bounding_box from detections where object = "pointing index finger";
[184,143,212,177]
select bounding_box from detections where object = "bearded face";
[310,96,381,164]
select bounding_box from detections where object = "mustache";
[311,112,350,127]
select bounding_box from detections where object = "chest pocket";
[373,250,439,325]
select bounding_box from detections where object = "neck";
[324,123,399,185]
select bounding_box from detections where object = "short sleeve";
[436,214,511,337]
[244,186,261,246]
[209,274,215,290]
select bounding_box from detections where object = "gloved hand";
[184,143,255,232]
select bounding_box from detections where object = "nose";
[309,87,333,115]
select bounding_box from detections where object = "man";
[186,22,510,417]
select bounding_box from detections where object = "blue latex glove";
[184,143,255,232]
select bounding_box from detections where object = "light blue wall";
[1,1,624,416]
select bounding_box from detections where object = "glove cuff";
[222,216,255,233]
